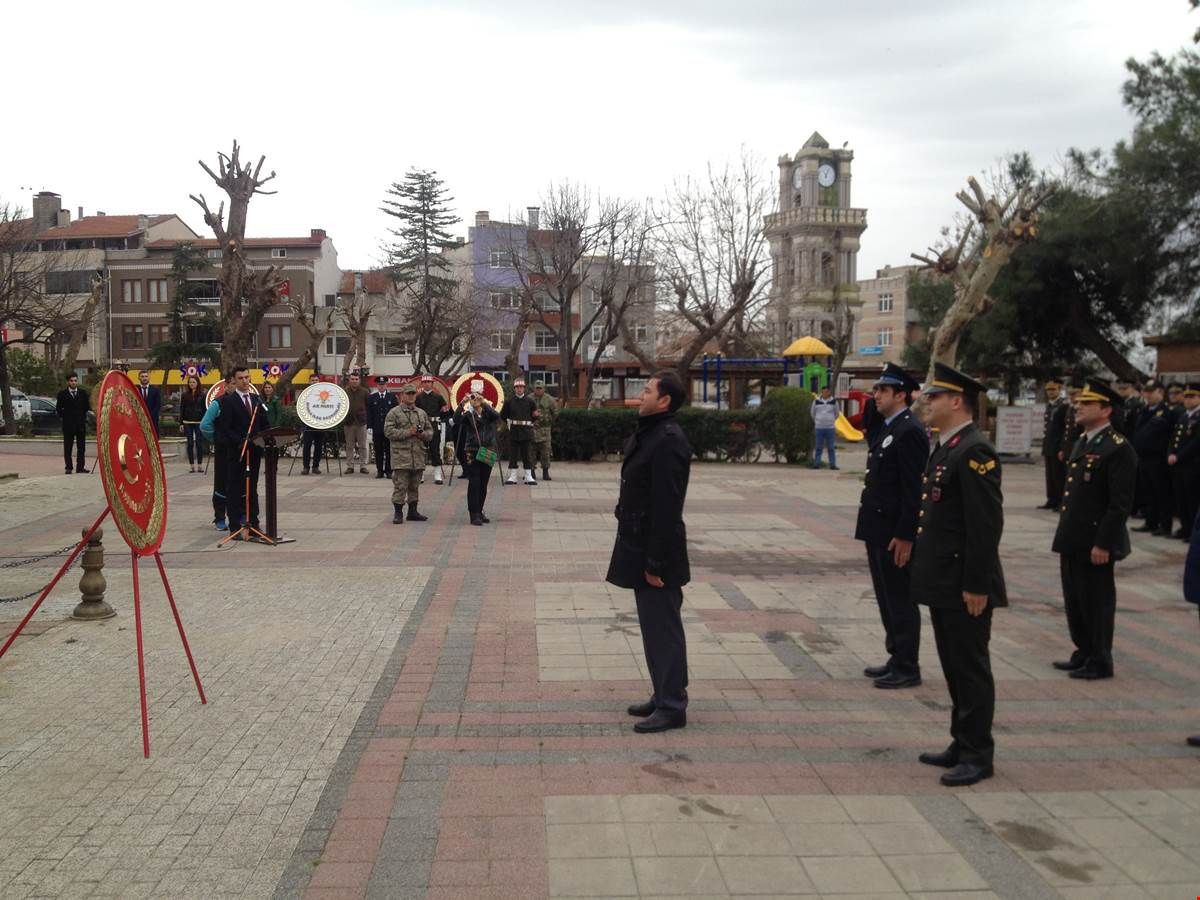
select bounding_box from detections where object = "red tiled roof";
[36,214,174,240]
[0,217,36,245]
[144,235,327,250]
[338,271,391,293]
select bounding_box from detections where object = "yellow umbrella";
[782,336,834,357]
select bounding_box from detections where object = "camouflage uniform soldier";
[533,380,559,481]
[383,383,433,524]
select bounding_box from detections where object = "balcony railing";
[764,206,867,231]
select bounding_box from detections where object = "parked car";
[0,389,33,430]
[30,396,96,435]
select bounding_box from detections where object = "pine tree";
[147,243,220,388]
[381,169,469,374]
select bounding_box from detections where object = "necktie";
[142,388,147,399]
[244,394,252,414]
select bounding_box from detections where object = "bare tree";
[189,141,285,374]
[335,286,376,376]
[911,175,1055,381]
[623,151,773,392]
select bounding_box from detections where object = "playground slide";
[835,414,864,442]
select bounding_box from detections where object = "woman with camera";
[454,392,500,526]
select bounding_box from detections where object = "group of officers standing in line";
[853,361,1160,788]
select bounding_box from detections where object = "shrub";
[759,386,815,464]
[553,407,638,460]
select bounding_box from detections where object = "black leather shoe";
[1132,523,1156,533]
[1174,528,1188,539]
[919,747,959,768]
[1154,528,1174,538]
[1052,655,1085,671]
[1187,735,1200,748]
[1069,665,1113,680]
[626,700,656,717]
[863,664,891,678]
[874,672,921,689]
[633,709,686,733]
[940,762,993,787]
[375,472,385,479]
[470,516,484,526]
[1036,502,1056,510]
[480,514,490,524]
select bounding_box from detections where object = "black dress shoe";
[1154,528,1174,538]
[480,514,490,524]
[375,472,385,479]
[940,762,993,787]
[1052,655,1085,671]
[874,672,922,689]
[918,747,959,768]
[1173,528,1188,539]
[470,517,484,526]
[1036,502,1056,510]
[1069,665,1113,680]
[863,663,891,678]
[633,709,686,733]
[626,700,656,717]
[1187,735,1200,748]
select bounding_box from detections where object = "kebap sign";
[295,381,350,430]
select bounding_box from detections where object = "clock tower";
[763,132,867,352]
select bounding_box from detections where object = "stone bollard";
[72,526,115,620]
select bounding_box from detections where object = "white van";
[0,389,33,430]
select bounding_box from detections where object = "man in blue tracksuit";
[810,385,839,470]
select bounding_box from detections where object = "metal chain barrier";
[0,544,81,604]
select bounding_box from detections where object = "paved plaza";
[0,440,1198,899]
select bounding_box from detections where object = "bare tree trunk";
[61,278,103,377]
[0,340,13,435]
[1067,299,1146,383]
[277,295,329,394]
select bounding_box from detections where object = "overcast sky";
[3,1,1194,275]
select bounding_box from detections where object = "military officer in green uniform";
[532,380,559,481]
[383,382,433,524]
[1051,379,1138,681]
[910,362,1006,787]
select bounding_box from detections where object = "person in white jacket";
[810,385,840,470]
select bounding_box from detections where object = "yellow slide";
[835,414,864,442]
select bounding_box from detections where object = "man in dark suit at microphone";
[216,367,270,536]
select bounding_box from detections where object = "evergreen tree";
[381,169,468,374]
[146,243,220,387]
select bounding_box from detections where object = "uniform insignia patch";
[1113,434,1124,444]
[882,435,894,448]
[931,487,942,502]
[948,434,963,448]
[968,458,997,474]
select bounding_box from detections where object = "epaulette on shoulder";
[1112,432,1125,445]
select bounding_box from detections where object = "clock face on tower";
[792,167,803,190]
[817,163,836,188]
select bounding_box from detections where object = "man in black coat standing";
[135,370,162,437]
[1133,379,1174,537]
[55,373,90,474]
[367,376,398,479]
[910,362,1007,787]
[216,366,271,536]
[855,363,927,689]
[1051,379,1137,681]
[606,370,692,734]
[1039,379,1068,510]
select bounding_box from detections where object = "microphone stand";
[220,398,273,546]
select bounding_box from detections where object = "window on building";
[489,249,513,269]
[45,270,94,294]
[491,370,510,383]
[490,330,514,351]
[186,323,221,345]
[148,324,169,347]
[271,248,287,259]
[528,369,559,387]
[374,334,412,356]
[634,323,648,342]
[268,325,292,348]
[323,293,336,308]
[147,279,168,303]
[534,293,560,312]
[626,377,648,398]
[879,327,893,346]
[324,335,351,355]
[188,279,219,304]
[207,249,222,259]
[122,280,143,303]
[591,324,605,343]
[489,291,519,310]
[122,325,144,349]
[878,293,893,313]
[533,328,559,352]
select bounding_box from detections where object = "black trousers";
[1172,464,1200,538]
[930,605,995,767]
[509,437,533,470]
[865,543,921,676]
[466,460,491,518]
[1060,552,1116,672]
[301,430,326,471]
[373,432,391,475]
[1044,454,1064,507]
[1140,454,1172,530]
[634,583,689,712]
[212,447,229,521]
[428,423,444,467]
[62,427,85,471]
[226,445,263,527]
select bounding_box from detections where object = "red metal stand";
[153,552,206,705]
[130,550,150,758]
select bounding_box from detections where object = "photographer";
[454,391,500,526]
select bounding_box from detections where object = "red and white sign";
[278,280,291,298]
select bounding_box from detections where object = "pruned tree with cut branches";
[911,174,1055,384]
[336,286,375,377]
[189,141,285,374]
[276,291,329,394]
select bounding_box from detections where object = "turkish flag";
[278,280,291,297]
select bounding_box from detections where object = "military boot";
[392,503,404,524]
[542,467,552,481]
[406,503,428,522]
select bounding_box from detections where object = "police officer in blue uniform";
[910,362,1006,787]
[855,363,927,689]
